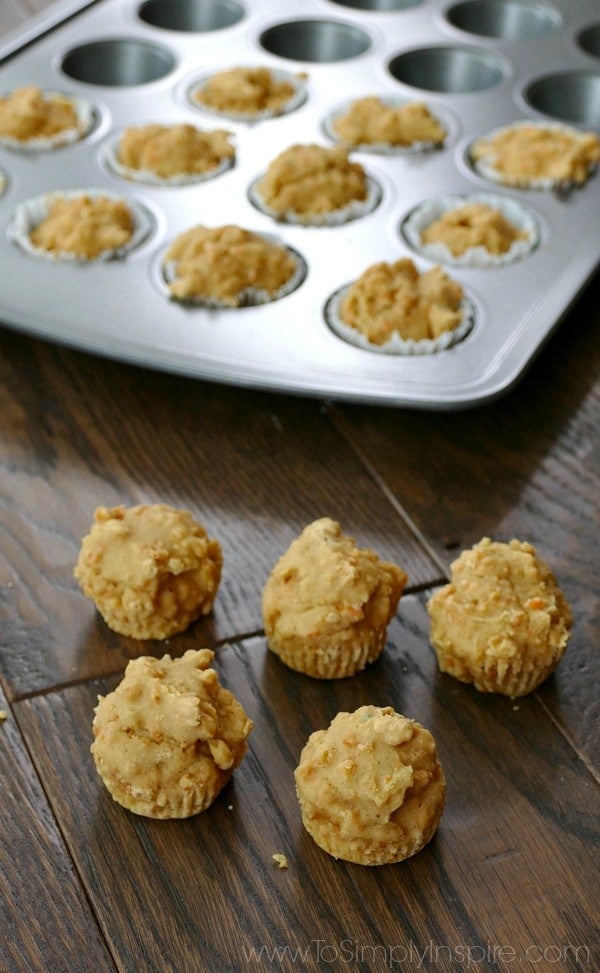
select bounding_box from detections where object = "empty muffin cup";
[137,0,244,32]
[577,24,600,60]
[61,38,176,86]
[259,19,371,63]
[524,72,600,128]
[444,0,560,41]
[388,45,506,93]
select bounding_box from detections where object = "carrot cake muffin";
[92,648,253,818]
[427,538,572,697]
[331,96,446,150]
[163,223,302,306]
[192,66,305,119]
[74,503,222,640]
[336,257,465,347]
[0,85,92,148]
[470,121,600,188]
[252,143,376,225]
[113,123,235,182]
[262,518,407,679]
[295,705,446,865]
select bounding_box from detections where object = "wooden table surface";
[1,3,599,972]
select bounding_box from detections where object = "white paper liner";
[322,96,449,156]
[249,175,381,227]
[402,193,540,267]
[187,68,307,123]
[160,238,306,308]
[0,92,95,152]
[8,188,154,263]
[325,284,475,356]
[469,120,600,190]
[104,132,235,186]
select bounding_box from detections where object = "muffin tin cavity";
[388,45,506,92]
[61,38,176,86]
[1,0,598,409]
[445,1,560,41]
[326,0,423,9]
[524,72,600,127]
[577,24,600,60]
[259,20,371,63]
[137,0,244,33]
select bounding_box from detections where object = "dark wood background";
[1,3,598,971]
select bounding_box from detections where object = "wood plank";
[0,330,442,699]
[0,683,115,973]
[331,274,600,765]
[16,598,599,973]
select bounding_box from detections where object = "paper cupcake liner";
[249,175,381,227]
[188,68,307,123]
[0,167,6,198]
[0,93,95,152]
[325,284,475,355]
[8,188,154,263]
[103,132,235,186]
[269,628,386,679]
[402,193,540,267]
[322,96,450,156]
[469,120,600,190]
[160,237,306,308]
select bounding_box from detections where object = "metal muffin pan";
[0,0,598,408]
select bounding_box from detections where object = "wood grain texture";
[0,329,442,700]
[331,272,600,765]
[15,598,600,973]
[0,684,115,973]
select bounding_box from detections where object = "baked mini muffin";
[331,96,446,150]
[163,223,302,306]
[27,193,134,260]
[252,143,376,225]
[337,257,465,347]
[193,66,305,120]
[295,705,446,865]
[262,518,407,679]
[114,123,235,182]
[470,121,600,189]
[0,85,92,148]
[74,503,222,639]
[92,648,253,818]
[427,538,572,697]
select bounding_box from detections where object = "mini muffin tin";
[0,0,598,408]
